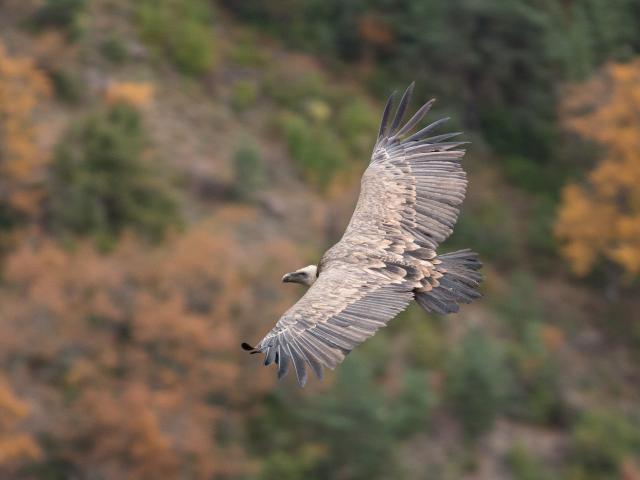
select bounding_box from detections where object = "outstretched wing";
[248,262,414,386]
[339,82,468,255]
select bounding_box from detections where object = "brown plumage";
[243,83,482,386]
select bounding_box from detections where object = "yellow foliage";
[555,59,640,278]
[104,81,155,107]
[0,41,50,217]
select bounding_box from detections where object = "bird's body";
[243,83,482,386]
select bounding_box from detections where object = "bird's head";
[282,265,318,286]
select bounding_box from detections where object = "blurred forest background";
[0,0,640,478]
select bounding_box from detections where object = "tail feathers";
[415,249,482,314]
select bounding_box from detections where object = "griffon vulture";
[242,83,482,386]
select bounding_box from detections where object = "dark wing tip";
[241,342,257,352]
[405,116,451,143]
[389,82,415,134]
[377,90,397,141]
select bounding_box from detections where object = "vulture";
[242,83,482,386]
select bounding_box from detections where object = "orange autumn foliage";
[104,81,155,107]
[0,207,304,478]
[31,30,78,73]
[0,41,50,217]
[0,376,41,473]
[555,59,640,278]
[622,458,640,480]
[358,14,395,49]
[539,325,565,352]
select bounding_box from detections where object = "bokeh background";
[0,0,639,478]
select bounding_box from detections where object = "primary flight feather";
[242,83,482,386]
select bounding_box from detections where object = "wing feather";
[377,90,396,141]
[389,82,415,133]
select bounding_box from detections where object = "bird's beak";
[282,272,297,283]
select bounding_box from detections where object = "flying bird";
[242,83,482,386]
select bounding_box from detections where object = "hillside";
[0,1,639,479]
